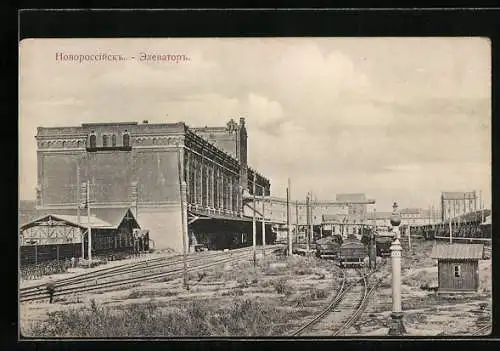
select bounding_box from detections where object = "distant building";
[400,208,432,227]
[336,193,368,218]
[441,191,478,222]
[431,243,484,293]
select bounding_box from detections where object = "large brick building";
[35,118,270,251]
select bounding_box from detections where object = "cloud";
[19,38,491,210]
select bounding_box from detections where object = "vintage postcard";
[19,37,491,338]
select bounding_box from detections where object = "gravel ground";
[20,240,492,337]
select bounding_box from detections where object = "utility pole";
[261,185,266,257]
[306,192,310,252]
[177,146,189,290]
[87,180,92,262]
[287,178,292,256]
[252,173,257,266]
[449,213,453,244]
[77,163,84,260]
[407,221,412,251]
[295,201,299,244]
[309,191,314,253]
[135,183,139,221]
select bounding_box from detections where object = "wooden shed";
[431,243,484,293]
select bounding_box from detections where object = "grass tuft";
[26,298,291,337]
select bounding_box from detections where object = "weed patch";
[26,298,291,337]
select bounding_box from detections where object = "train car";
[338,235,368,268]
[375,231,393,257]
[292,242,317,255]
[316,235,343,259]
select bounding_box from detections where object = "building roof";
[431,244,484,260]
[20,208,138,231]
[336,193,366,201]
[56,214,114,228]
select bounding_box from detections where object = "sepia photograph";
[19,37,491,338]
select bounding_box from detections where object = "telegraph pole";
[449,214,453,244]
[306,192,310,252]
[309,191,314,254]
[177,146,189,290]
[287,178,292,256]
[261,185,266,257]
[135,183,139,221]
[87,180,92,262]
[295,201,299,244]
[77,164,84,260]
[252,173,257,266]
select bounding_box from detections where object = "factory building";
[35,118,271,252]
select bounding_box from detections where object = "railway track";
[291,267,384,337]
[20,246,275,303]
[470,324,491,336]
[20,247,253,295]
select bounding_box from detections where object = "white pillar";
[391,229,402,313]
[388,203,406,335]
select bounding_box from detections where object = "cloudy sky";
[19,38,491,211]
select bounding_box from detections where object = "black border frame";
[8,6,500,350]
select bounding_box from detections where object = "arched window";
[123,133,130,147]
[89,134,96,148]
[112,134,117,147]
[102,135,108,147]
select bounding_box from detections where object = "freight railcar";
[338,236,367,268]
[375,232,393,257]
[316,235,343,259]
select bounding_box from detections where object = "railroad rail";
[290,265,387,337]
[471,324,491,336]
[20,247,252,294]
[291,268,369,336]
[20,246,276,303]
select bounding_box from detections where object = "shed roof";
[431,244,484,260]
[19,208,138,231]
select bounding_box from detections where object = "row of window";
[88,133,130,148]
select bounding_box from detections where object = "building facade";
[336,193,368,218]
[400,208,433,227]
[35,118,270,252]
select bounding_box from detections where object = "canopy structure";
[19,208,140,246]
